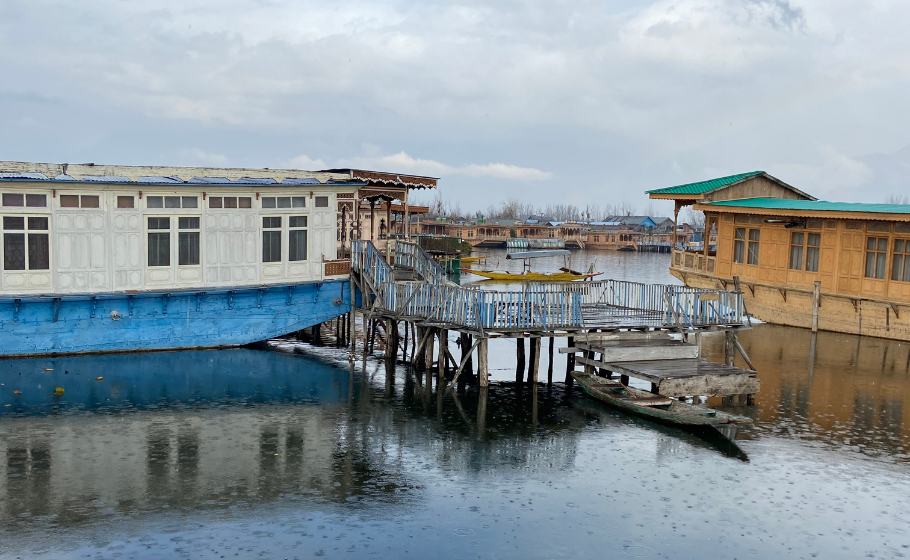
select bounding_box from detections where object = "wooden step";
[576,339,698,362]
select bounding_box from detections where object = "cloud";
[287,154,328,170]
[337,151,551,181]
[770,146,873,199]
[176,148,228,166]
[2,0,910,212]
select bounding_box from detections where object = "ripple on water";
[621,545,651,557]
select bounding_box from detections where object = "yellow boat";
[459,256,486,264]
[461,269,601,282]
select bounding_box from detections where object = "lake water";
[1,249,909,559]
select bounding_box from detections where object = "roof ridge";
[646,171,764,195]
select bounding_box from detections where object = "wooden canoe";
[571,372,752,427]
[462,269,601,282]
[459,256,486,264]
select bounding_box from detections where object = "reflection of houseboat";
[0,161,434,356]
[648,170,910,341]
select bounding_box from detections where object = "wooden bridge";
[347,240,757,401]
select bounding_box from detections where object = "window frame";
[733,227,746,264]
[864,236,888,279]
[261,215,283,263]
[59,193,101,209]
[747,229,760,265]
[2,214,51,272]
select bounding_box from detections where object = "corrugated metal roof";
[138,176,182,183]
[188,177,232,184]
[82,175,130,182]
[282,178,321,185]
[0,172,48,180]
[646,171,764,195]
[702,198,910,215]
[0,173,360,187]
[238,177,278,185]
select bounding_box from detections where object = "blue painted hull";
[0,280,353,357]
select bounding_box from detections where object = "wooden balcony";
[672,249,716,275]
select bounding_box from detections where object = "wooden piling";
[349,280,356,350]
[812,280,821,333]
[425,328,435,372]
[384,319,396,362]
[402,321,409,362]
[724,330,736,366]
[530,336,541,384]
[438,329,447,381]
[478,338,489,387]
[547,337,554,386]
[516,337,526,382]
[565,335,575,391]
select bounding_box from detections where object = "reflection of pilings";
[477,386,488,435]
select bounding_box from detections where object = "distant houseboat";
[0,161,435,356]
[648,171,910,341]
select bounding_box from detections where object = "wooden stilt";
[437,329,447,381]
[565,335,575,391]
[349,280,356,350]
[425,328,435,372]
[812,280,821,333]
[478,338,489,387]
[724,330,736,366]
[530,336,541,384]
[402,321,409,362]
[516,337,526,383]
[547,337,554,386]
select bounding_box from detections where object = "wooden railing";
[352,241,747,330]
[672,249,716,274]
[526,279,748,327]
[392,241,449,285]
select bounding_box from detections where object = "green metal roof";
[646,171,764,195]
[702,198,910,215]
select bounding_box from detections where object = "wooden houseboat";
[0,161,435,356]
[648,171,910,341]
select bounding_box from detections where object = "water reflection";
[702,323,910,460]
[0,348,590,540]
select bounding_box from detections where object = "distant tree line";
[414,192,655,222]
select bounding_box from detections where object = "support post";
[478,338,489,387]
[812,280,821,333]
[724,330,736,367]
[530,336,541,384]
[438,329,447,382]
[349,280,357,351]
[425,328,435,372]
[565,335,575,391]
[547,336,554,386]
[516,337,526,383]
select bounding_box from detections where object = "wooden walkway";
[347,240,757,396]
[572,338,759,401]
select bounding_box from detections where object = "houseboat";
[648,170,910,341]
[0,161,435,356]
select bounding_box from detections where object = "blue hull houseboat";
[0,161,435,356]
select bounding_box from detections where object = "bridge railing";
[353,242,747,330]
[393,241,449,285]
[525,279,747,328]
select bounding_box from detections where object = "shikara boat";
[462,269,599,281]
[459,256,486,264]
[463,249,601,282]
[571,372,752,428]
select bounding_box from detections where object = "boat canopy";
[506,250,571,259]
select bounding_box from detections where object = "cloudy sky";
[1,0,908,215]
